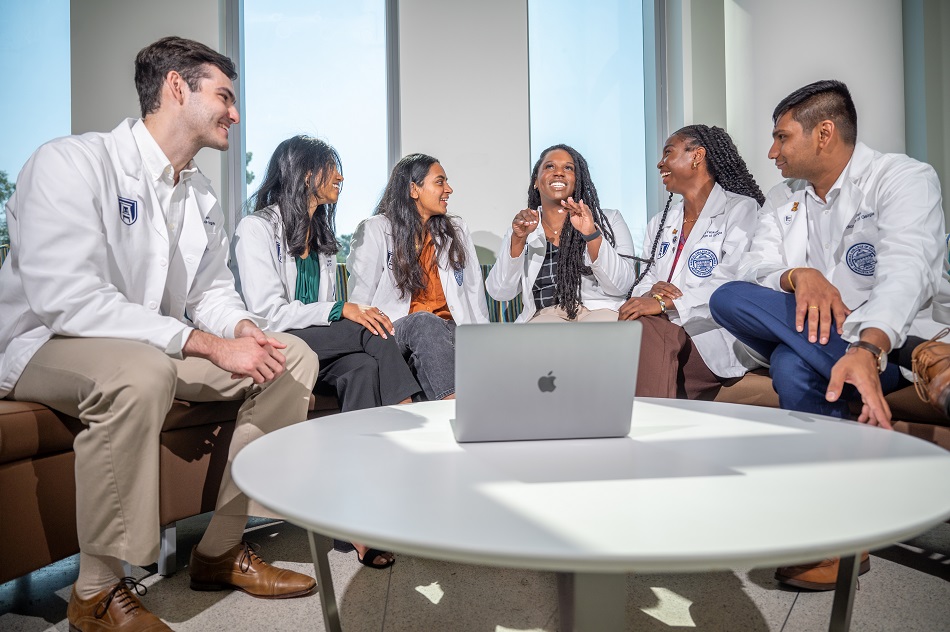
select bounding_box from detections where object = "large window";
[0,0,71,245]
[243,0,388,239]
[528,0,649,247]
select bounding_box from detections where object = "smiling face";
[410,162,452,221]
[768,111,820,180]
[656,134,702,194]
[311,165,344,207]
[181,64,240,151]
[534,148,576,206]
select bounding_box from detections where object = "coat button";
[148,301,158,310]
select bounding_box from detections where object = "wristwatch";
[847,340,887,373]
[581,228,602,242]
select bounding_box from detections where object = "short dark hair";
[772,80,857,146]
[134,36,237,117]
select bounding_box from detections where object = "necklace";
[683,216,698,224]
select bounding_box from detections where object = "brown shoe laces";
[94,577,148,619]
[238,541,265,573]
[913,327,950,402]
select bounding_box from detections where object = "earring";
[691,161,699,170]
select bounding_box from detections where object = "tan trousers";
[529,305,620,323]
[9,333,318,566]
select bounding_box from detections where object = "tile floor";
[2,514,949,631]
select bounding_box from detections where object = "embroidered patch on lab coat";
[687,248,718,277]
[387,251,394,270]
[658,242,670,258]
[846,242,876,276]
[454,268,464,286]
[119,197,138,225]
[275,240,282,263]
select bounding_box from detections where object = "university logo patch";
[275,240,282,263]
[846,242,876,276]
[687,248,718,277]
[387,250,394,270]
[454,268,464,286]
[658,242,670,258]
[118,197,137,225]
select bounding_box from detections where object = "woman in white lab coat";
[347,153,489,401]
[485,144,636,322]
[620,125,764,398]
[235,136,420,568]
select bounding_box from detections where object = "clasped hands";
[619,281,681,320]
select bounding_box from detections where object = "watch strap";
[847,340,885,372]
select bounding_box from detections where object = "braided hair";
[626,125,763,299]
[375,154,467,299]
[528,144,617,320]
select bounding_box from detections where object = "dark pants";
[709,281,906,418]
[394,311,457,400]
[288,319,420,411]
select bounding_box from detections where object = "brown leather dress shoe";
[189,541,316,599]
[775,552,871,591]
[67,578,171,631]
[912,328,950,413]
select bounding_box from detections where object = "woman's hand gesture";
[342,303,396,338]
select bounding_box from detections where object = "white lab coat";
[233,207,339,332]
[630,184,761,377]
[0,118,258,397]
[346,214,490,324]
[736,142,950,347]
[485,207,636,322]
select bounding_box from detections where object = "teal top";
[294,253,344,321]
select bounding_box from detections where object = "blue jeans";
[394,311,456,400]
[709,281,904,417]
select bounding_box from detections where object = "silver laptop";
[452,321,642,442]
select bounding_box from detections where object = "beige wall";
[721,0,906,197]
[396,0,530,261]
[70,0,228,207]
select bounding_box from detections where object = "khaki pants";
[529,305,620,323]
[9,333,318,566]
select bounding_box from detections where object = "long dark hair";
[374,153,466,299]
[249,135,341,258]
[626,125,762,298]
[528,144,617,320]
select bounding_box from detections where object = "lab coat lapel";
[829,144,873,247]
[112,120,169,245]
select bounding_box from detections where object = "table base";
[306,530,860,632]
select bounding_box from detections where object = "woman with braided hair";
[620,125,764,398]
[486,144,636,322]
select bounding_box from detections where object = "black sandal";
[356,548,395,570]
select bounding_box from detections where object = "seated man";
[0,37,320,631]
[709,79,950,589]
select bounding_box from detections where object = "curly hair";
[626,125,762,298]
[528,144,617,320]
[250,135,341,258]
[374,154,466,299]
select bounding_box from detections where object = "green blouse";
[295,254,344,321]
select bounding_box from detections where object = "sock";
[75,553,125,600]
[194,513,247,558]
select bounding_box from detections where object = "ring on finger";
[808,305,819,309]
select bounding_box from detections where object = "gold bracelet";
[786,267,799,292]
[651,293,667,314]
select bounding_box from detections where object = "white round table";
[233,398,950,631]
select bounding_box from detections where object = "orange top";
[410,235,453,320]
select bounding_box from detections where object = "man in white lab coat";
[709,79,950,590]
[0,37,319,630]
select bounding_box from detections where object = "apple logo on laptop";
[538,371,556,393]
